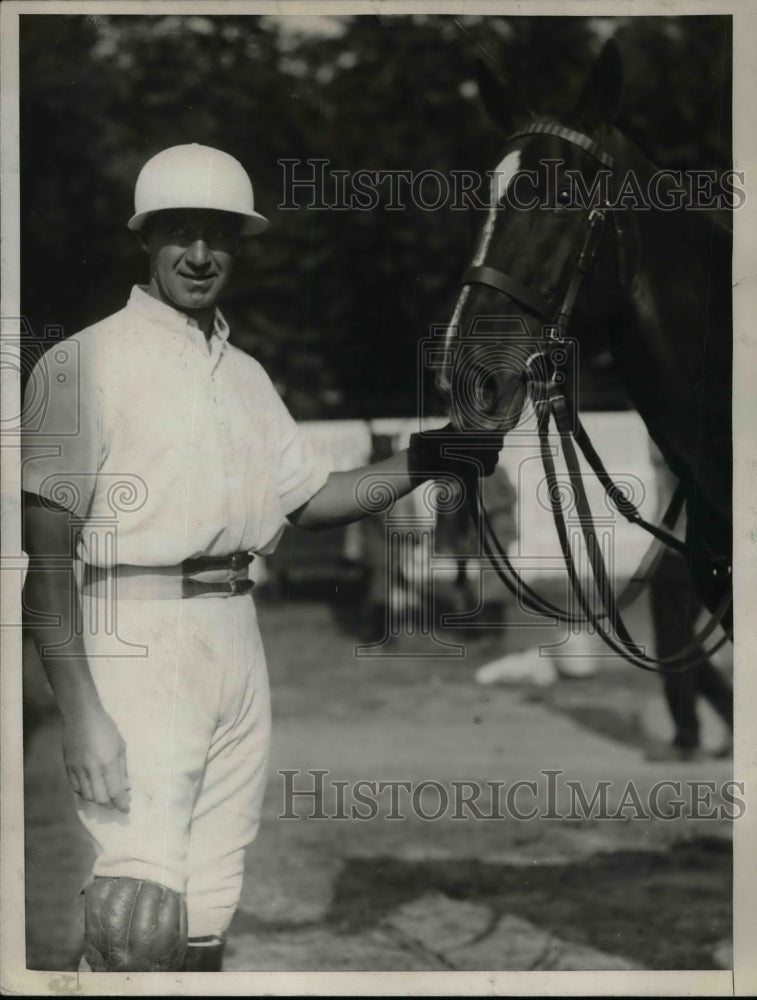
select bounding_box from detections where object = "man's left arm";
[288,448,419,530]
[289,427,504,530]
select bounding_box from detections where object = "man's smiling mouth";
[179,273,215,283]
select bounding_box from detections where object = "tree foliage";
[20,13,731,417]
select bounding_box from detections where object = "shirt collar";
[128,285,230,346]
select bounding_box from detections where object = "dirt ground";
[23,587,733,974]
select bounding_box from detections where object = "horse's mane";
[604,123,733,266]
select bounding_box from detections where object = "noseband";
[455,120,732,672]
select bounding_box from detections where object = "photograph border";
[2,1,755,995]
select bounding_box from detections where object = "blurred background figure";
[474,632,601,688]
[433,463,517,622]
[358,432,436,641]
[645,447,733,762]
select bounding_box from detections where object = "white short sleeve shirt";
[22,286,330,565]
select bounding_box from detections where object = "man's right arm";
[23,492,130,812]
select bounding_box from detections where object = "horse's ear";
[575,39,623,127]
[475,58,520,133]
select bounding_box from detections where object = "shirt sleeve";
[271,395,330,515]
[255,367,330,515]
[21,339,104,519]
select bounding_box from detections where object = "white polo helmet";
[127,143,269,236]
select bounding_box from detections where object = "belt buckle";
[230,552,252,572]
[228,578,254,596]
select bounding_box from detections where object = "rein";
[459,120,732,670]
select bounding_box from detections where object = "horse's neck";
[629,207,731,359]
[606,135,732,519]
[622,151,731,328]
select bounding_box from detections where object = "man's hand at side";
[23,492,131,813]
[62,703,131,812]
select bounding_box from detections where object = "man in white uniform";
[22,144,503,972]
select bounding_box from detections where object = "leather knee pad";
[84,876,188,972]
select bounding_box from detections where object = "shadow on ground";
[230,836,731,970]
[524,690,651,749]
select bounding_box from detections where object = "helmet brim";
[128,208,269,237]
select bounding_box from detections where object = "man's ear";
[138,217,153,254]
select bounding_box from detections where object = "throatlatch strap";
[573,419,730,570]
[544,393,731,672]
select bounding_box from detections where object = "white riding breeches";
[76,591,271,938]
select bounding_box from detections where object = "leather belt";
[81,552,255,600]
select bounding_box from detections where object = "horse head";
[438,37,732,620]
[438,40,631,434]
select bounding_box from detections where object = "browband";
[507,121,615,169]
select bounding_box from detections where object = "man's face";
[141,209,243,315]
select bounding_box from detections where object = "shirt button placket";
[213,344,235,535]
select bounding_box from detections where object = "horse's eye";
[556,187,572,208]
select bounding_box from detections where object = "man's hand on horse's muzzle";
[408,423,504,481]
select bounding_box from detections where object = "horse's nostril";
[476,371,501,411]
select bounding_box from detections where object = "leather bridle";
[464,122,627,343]
[457,120,732,672]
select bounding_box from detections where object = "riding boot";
[181,938,226,972]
